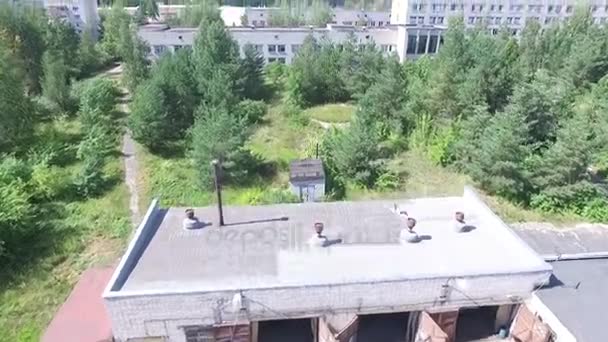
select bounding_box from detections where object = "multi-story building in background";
[135,1,608,65]
[44,0,99,35]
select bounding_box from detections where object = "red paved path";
[42,267,115,342]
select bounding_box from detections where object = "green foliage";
[119,20,150,92]
[190,105,250,187]
[240,44,268,100]
[41,51,73,113]
[0,45,34,153]
[43,19,80,74]
[192,19,240,102]
[79,78,118,130]
[0,4,46,93]
[129,49,197,150]
[236,99,267,125]
[139,0,159,20]
[264,61,288,91]
[77,27,105,77]
[100,3,131,58]
[166,0,222,27]
[129,80,172,150]
[463,110,531,201]
[321,118,388,188]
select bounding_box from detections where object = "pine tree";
[240,44,267,100]
[129,80,171,151]
[465,110,531,201]
[190,105,249,187]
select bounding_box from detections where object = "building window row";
[268,57,286,64]
[406,34,443,55]
[429,16,444,24]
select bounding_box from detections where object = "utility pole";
[211,159,225,226]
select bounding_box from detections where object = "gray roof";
[119,195,549,293]
[289,159,325,182]
[512,223,608,257]
[537,259,608,342]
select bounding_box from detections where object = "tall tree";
[100,2,131,59]
[192,19,240,102]
[0,44,33,152]
[240,44,268,100]
[190,105,250,187]
[464,110,531,201]
[138,0,159,20]
[119,20,150,92]
[41,50,72,112]
[0,4,46,93]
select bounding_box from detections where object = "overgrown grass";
[304,103,355,123]
[139,102,321,208]
[0,70,130,341]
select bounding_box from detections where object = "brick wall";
[105,271,548,342]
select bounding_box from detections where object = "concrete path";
[512,222,608,256]
[103,64,140,226]
[122,132,140,226]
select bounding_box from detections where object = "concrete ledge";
[104,198,161,296]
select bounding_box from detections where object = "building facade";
[45,0,99,35]
[139,23,443,63]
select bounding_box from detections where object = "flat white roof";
[110,188,550,295]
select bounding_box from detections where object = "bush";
[375,170,400,191]
[530,183,608,222]
[237,100,267,125]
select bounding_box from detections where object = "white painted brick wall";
[105,271,548,342]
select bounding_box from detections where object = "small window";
[450,3,456,11]
[378,21,384,26]
[417,16,424,24]
[277,57,286,64]
[548,5,553,13]
[174,45,183,51]
[591,6,598,13]
[278,44,286,53]
[566,5,573,13]
[555,5,562,13]
[153,45,167,55]
[184,326,213,342]
[268,57,276,63]
[260,20,265,26]
[490,4,495,11]
[498,5,503,12]
[342,21,352,25]
[468,16,475,24]
[268,45,276,53]
[409,16,417,24]
[437,17,444,24]
[514,17,520,25]
[430,16,436,24]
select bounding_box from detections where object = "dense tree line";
[0,4,121,268]
[287,8,608,220]
[129,9,268,186]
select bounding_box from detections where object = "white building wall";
[105,271,549,342]
[139,25,410,64]
[45,0,99,35]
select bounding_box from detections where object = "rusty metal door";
[510,305,552,342]
[416,311,448,342]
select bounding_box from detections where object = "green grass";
[0,69,130,341]
[139,102,323,208]
[304,103,356,123]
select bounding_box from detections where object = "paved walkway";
[512,222,608,256]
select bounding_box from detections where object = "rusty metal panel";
[214,324,251,342]
[430,311,458,342]
[511,305,551,342]
[417,311,448,342]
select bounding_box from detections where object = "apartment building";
[45,0,99,35]
[103,187,554,342]
[403,0,608,33]
[139,22,444,63]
